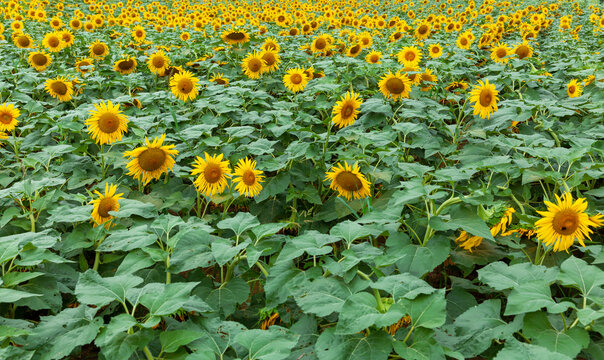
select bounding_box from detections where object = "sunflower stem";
[143,346,154,360]
[92,251,101,271]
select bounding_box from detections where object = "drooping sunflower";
[283,67,309,93]
[397,46,422,67]
[45,76,74,102]
[85,101,128,145]
[567,79,583,98]
[169,71,200,102]
[260,49,281,73]
[221,29,250,45]
[241,51,266,79]
[28,51,52,72]
[428,43,443,58]
[420,69,438,91]
[123,134,179,185]
[535,193,602,252]
[210,73,229,86]
[513,40,533,59]
[75,58,95,74]
[490,43,512,64]
[131,25,146,43]
[0,103,20,133]
[379,71,412,101]
[90,183,123,228]
[13,33,34,48]
[89,41,109,58]
[332,91,363,128]
[232,157,264,198]
[113,56,137,75]
[190,153,232,197]
[147,51,170,76]
[469,79,499,119]
[324,162,371,201]
[365,51,382,64]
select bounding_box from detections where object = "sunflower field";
[1,0,604,358]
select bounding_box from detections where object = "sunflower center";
[73,20,81,27]
[336,171,363,191]
[93,44,105,55]
[138,148,166,171]
[370,54,379,62]
[277,15,285,22]
[118,59,134,70]
[496,48,507,58]
[393,32,402,40]
[315,38,326,50]
[242,170,256,186]
[404,51,416,61]
[386,78,405,94]
[350,44,361,54]
[568,85,576,93]
[51,81,68,95]
[48,36,60,48]
[97,198,115,218]
[461,38,468,45]
[98,112,120,133]
[432,47,439,53]
[290,73,302,84]
[516,45,529,59]
[418,24,428,34]
[362,38,370,45]
[226,32,245,40]
[178,78,193,93]
[18,36,30,47]
[204,163,222,184]
[152,56,165,68]
[479,88,492,106]
[215,78,226,85]
[262,53,275,66]
[1,113,13,124]
[553,209,579,235]
[248,58,262,72]
[136,30,144,37]
[341,103,354,118]
[32,53,48,66]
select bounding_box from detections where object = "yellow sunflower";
[0,103,20,133]
[180,32,190,41]
[13,33,34,48]
[567,79,583,98]
[324,162,371,201]
[401,66,422,86]
[41,32,63,52]
[89,41,109,58]
[45,76,74,102]
[75,58,95,74]
[260,49,281,73]
[85,101,128,145]
[365,51,382,64]
[232,157,264,198]
[190,152,232,197]
[90,183,123,228]
[332,91,363,128]
[469,79,499,119]
[147,51,170,76]
[28,51,52,72]
[69,18,82,30]
[0,131,7,144]
[420,69,438,91]
[60,30,75,47]
[283,67,309,93]
[456,34,471,50]
[123,134,179,185]
[221,29,250,45]
[428,44,443,58]
[261,37,281,52]
[346,43,363,57]
[397,46,422,67]
[513,40,533,59]
[535,193,602,252]
[414,23,431,40]
[169,71,200,102]
[310,35,331,54]
[379,71,412,101]
[210,73,229,86]
[490,43,512,64]
[241,51,266,79]
[113,56,137,75]
[131,25,146,43]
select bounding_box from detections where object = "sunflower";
[69,18,82,30]
[282,67,309,93]
[75,58,95,74]
[259,49,281,74]
[232,157,264,197]
[365,51,382,64]
[457,207,516,252]
[113,56,137,75]
[490,43,512,64]
[191,153,232,197]
[42,32,64,52]
[414,23,431,40]
[221,29,250,45]
[210,73,229,86]
[180,32,190,41]
[45,76,74,102]
[535,193,602,252]
[420,69,437,91]
[513,40,533,59]
[456,34,471,50]
[124,134,178,185]
[379,71,412,101]
[0,103,20,133]
[346,43,363,57]
[60,30,75,47]
[90,183,123,228]
[324,162,371,201]
[397,46,422,67]
[169,71,200,102]
[0,131,7,143]
[261,37,281,52]
[13,33,34,48]
[241,51,266,79]
[131,25,146,43]
[310,35,331,54]
[428,44,443,58]
[89,41,109,58]
[566,79,583,98]
[85,101,128,145]
[469,79,499,119]
[401,66,422,85]
[147,51,170,76]
[332,91,363,128]
[456,231,483,252]
[28,51,52,72]
[11,20,24,32]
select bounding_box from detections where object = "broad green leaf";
[110,199,158,218]
[115,249,156,275]
[138,282,199,316]
[478,261,559,291]
[315,327,392,360]
[235,327,299,360]
[393,328,445,360]
[295,277,353,317]
[558,256,604,298]
[494,338,572,360]
[276,230,338,264]
[2,272,44,287]
[75,270,143,307]
[217,212,260,237]
[371,274,436,301]
[391,235,450,277]
[523,312,589,358]
[205,277,249,317]
[429,204,494,240]
[329,221,373,245]
[0,288,41,303]
[210,237,250,266]
[336,292,405,335]
[251,223,287,241]
[504,281,555,315]
[96,225,157,252]
[170,229,214,272]
[401,289,446,329]
[188,318,246,359]
[160,330,204,353]
[95,314,152,360]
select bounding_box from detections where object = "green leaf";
[115,249,156,275]
[2,272,44,287]
[0,288,41,303]
[429,204,494,240]
[401,289,446,329]
[204,277,249,316]
[95,314,152,360]
[170,229,214,272]
[523,312,589,358]
[393,328,445,360]
[96,225,157,252]
[478,261,559,291]
[558,256,604,298]
[111,199,158,218]
[235,327,300,360]
[391,235,451,277]
[336,292,404,335]
[137,282,199,317]
[504,281,556,315]
[295,277,353,317]
[210,237,250,267]
[187,318,246,359]
[160,330,204,353]
[494,338,572,360]
[75,270,143,307]
[315,327,392,360]
[330,221,373,245]
[276,230,338,264]
[371,274,436,301]
[217,212,260,237]
[251,223,287,241]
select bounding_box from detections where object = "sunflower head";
[75,58,95,74]
[221,29,250,45]
[365,51,382,64]
[283,67,309,93]
[469,78,499,119]
[241,51,266,79]
[45,76,74,102]
[0,103,20,133]
[169,71,200,102]
[90,183,124,228]
[378,71,412,101]
[513,41,533,59]
[28,51,52,72]
[428,44,443,58]
[147,51,171,76]
[191,152,232,197]
[123,134,179,185]
[332,91,363,128]
[490,43,512,63]
[324,161,371,201]
[232,157,264,198]
[260,49,281,73]
[567,79,583,98]
[85,101,128,145]
[210,73,229,86]
[114,56,138,75]
[89,41,109,58]
[13,33,34,48]
[397,46,422,67]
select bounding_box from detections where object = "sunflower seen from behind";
[232,157,264,198]
[567,79,583,98]
[85,101,128,145]
[169,71,200,102]
[379,71,412,101]
[90,183,123,228]
[123,134,179,185]
[535,193,602,252]
[28,51,52,72]
[469,79,499,119]
[210,73,229,86]
[283,67,309,93]
[324,162,371,201]
[0,103,20,133]
[221,29,250,45]
[191,153,232,197]
[332,91,363,128]
[45,76,74,102]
